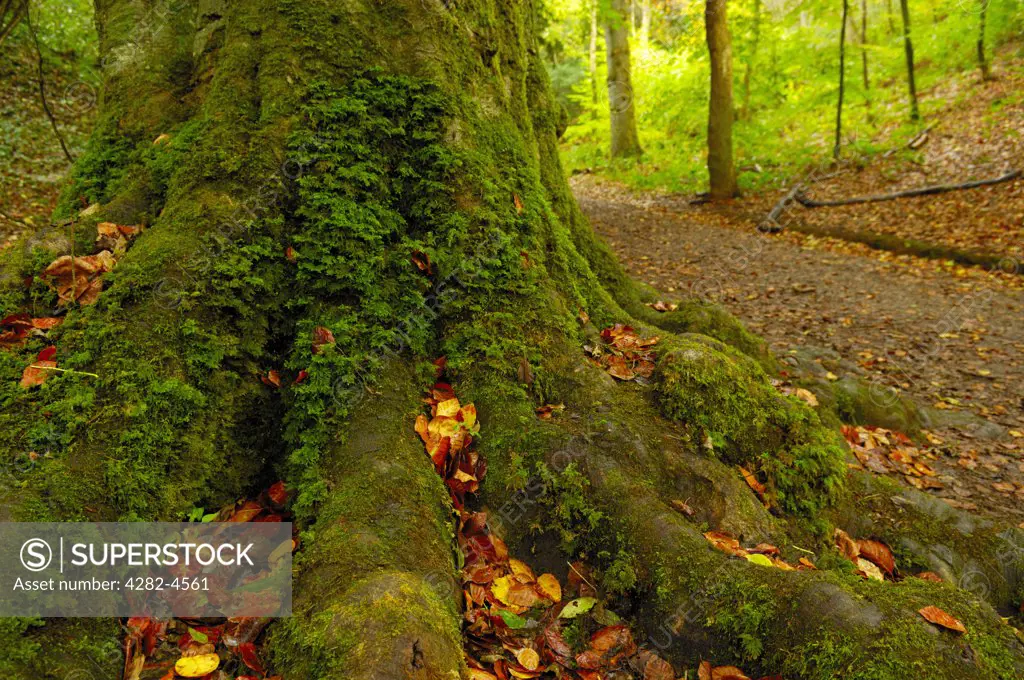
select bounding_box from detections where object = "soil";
[575,173,1024,522]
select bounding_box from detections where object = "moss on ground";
[656,334,846,517]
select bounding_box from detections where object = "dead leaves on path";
[585,324,659,383]
[842,425,944,491]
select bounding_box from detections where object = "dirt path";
[574,175,1024,521]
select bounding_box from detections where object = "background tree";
[606,0,644,157]
[835,0,849,160]
[978,0,992,81]
[898,0,921,120]
[706,0,737,197]
[591,0,600,103]
[861,0,871,109]
[0,0,27,47]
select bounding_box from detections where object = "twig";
[795,169,1020,207]
[758,181,804,232]
[26,8,75,165]
[0,206,32,227]
[27,365,100,379]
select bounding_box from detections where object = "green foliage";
[546,0,1024,192]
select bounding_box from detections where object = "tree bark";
[605,0,644,157]
[706,0,737,198]
[898,0,920,120]
[835,0,849,160]
[590,0,599,104]
[2,1,1024,678]
[861,0,871,109]
[0,0,26,48]
[978,0,992,81]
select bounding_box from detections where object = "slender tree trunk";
[3,2,1024,678]
[706,0,737,198]
[641,0,652,49]
[606,0,644,157]
[0,0,27,47]
[741,0,762,121]
[861,0,871,110]
[978,0,992,81]
[836,0,849,160]
[590,0,599,104]
[886,0,896,34]
[899,0,920,120]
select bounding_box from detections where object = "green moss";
[656,334,846,517]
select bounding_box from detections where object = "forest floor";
[3,40,1021,523]
[574,57,1024,523]
[574,149,1024,523]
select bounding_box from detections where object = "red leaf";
[266,481,289,507]
[37,346,57,362]
[237,642,265,674]
[284,246,297,262]
[411,250,433,275]
[311,326,335,354]
[294,369,309,385]
[20,360,56,388]
[918,605,967,633]
[260,370,282,388]
[857,539,896,576]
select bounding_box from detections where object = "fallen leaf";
[513,193,524,215]
[738,466,767,496]
[670,499,695,516]
[20,360,57,388]
[857,539,896,576]
[643,653,675,680]
[711,666,751,680]
[311,326,335,354]
[515,648,540,671]
[238,642,265,674]
[918,605,967,633]
[536,573,561,602]
[535,404,565,420]
[559,597,597,619]
[856,557,885,581]
[174,653,220,678]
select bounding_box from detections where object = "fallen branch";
[796,169,1020,208]
[758,182,803,232]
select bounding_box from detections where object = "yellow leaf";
[825,372,839,381]
[516,648,540,671]
[745,553,774,568]
[509,559,535,582]
[491,575,513,605]
[537,573,561,602]
[436,398,461,417]
[468,671,498,680]
[174,653,220,678]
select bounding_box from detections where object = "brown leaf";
[411,250,433,275]
[698,661,713,680]
[711,666,751,680]
[670,499,695,516]
[918,605,967,633]
[833,528,860,562]
[915,571,943,583]
[643,654,675,680]
[857,539,896,576]
[535,404,565,420]
[513,193,524,215]
[20,360,57,388]
[738,466,767,496]
[311,326,335,354]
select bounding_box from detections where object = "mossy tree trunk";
[1,1,1023,679]
[706,0,737,198]
[605,0,643,158]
